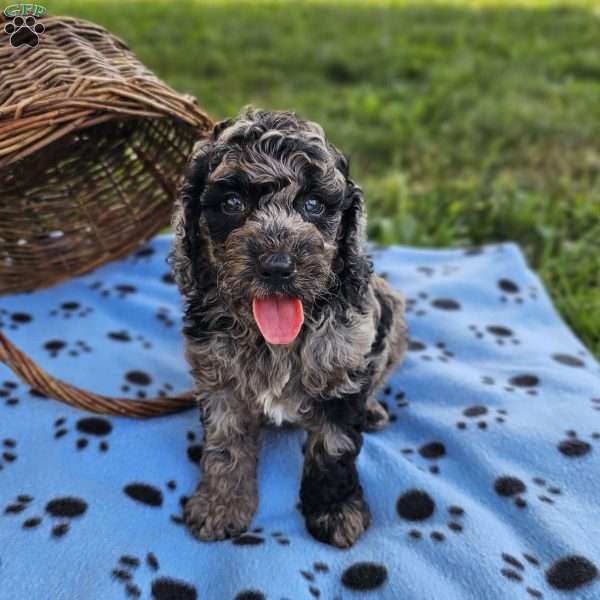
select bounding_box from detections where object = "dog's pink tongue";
[252,296,304,345]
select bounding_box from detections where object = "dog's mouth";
[252,296,304,345]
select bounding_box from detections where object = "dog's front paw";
[184,483,258,541]
[304,495,371,548]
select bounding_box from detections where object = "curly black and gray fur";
[169,107,407,548]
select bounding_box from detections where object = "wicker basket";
[0,15,212,417]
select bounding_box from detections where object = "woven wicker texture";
[0,15,213,293]
[0,15,211,416]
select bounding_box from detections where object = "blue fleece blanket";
[0,234,598,600]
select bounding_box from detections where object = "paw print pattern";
[469,324,521,346]
[89,282,137,299]
[54,416,112,452]
[497,278,539,304]
[155,307,176,328]
[396,489,466,541]
[107,330,152,350]
[130,245,155,263]
[494,475,528,508]
[0,438,18,470]
[551,351,587,369]
[0,309,33,330]
[111,551,198,600]
[298,560,389,597]
[296,562,331,599]
[3,15,44,48]
[479,373,540,396]
[3,494,88,538]
[228,526,291,547]
[186,431,203,465]
[456,405,508,430]
[123,481,186,525]
[415,264,460,278]
[400,441,447,475]
[120,371,173,399]
[43,339,93,358]
[499,551,598,595]
[407,339,455,363]
[531,476,563,505]
[406,293,463,317]
[0,380,20,406]
[48,301,93,319]
[493,474,562,509]
[161,272,176,285]
[405,292,430,317]
[557,430,598,458]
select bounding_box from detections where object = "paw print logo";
[4,16,44,48]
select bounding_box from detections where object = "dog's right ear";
[169,137,216,297]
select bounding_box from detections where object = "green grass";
[51,0,600,357]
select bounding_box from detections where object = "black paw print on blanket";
[54,416,112,452]
[400,440,447,475]
[396,489,467,541]
[497,278,538,304]
[0,308,33,330]
[120,370,174,399]
[0,380,20,406]
[230,526,291,548]
[3,493,88,538]
[456,404,509,430]
[111,551,198,599]
[48,300,93,319]
[499,551,598,595]
[557,430,598,458]
[43,339,93,358]
[292,560,389,598]
[122,481,187,526]
[3,15,44,48]
[493,474,564,509]
[0,438,18,470]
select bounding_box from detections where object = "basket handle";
[0,331,196,418]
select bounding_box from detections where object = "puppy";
[170,108,407,548]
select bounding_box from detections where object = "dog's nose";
[258,252,295,282]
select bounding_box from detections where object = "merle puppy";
[170,108,407,548]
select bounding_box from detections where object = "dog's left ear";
[333,150,373,308]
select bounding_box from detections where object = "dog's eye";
[303,197,324,216]
[222,196,246,215]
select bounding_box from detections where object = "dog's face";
[172,109,372,344]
